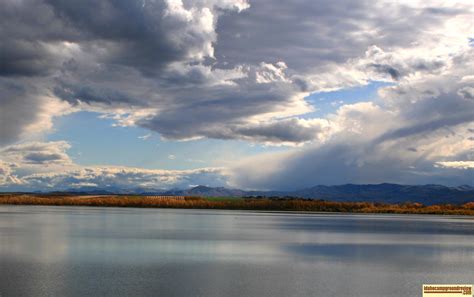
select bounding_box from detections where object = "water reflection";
[0,206,473,297]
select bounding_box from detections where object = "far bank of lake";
[1,194,474,215]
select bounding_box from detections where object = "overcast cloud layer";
[0,0,473,191]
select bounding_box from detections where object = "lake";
[0,206,473,297]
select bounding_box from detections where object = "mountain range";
[40,183,474,205]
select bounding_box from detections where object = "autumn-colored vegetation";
[0,194,473,215]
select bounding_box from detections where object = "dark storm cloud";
[43,0,185,75]
[376,113,474,144]
[231,140,474,190]
[215,0,371,70]
[1,0,469,146]
[137,81,305,140]
[375,80,474,144]
[0,41,58,77]
[53,81,144,106]
[214,0,465,72]
[230,142,420,190]
[0,79,44,145]
[0,0,211,77]
[0,0,78,77]
[0,0,242,144]
[230,119,324,143]
[229,54,474,189]
[367,64,401,80]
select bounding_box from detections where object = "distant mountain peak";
[29,183,474,205]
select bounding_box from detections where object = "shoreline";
[3,204,474,220]
[1,194,473,216]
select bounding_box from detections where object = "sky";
[0,0,473,191]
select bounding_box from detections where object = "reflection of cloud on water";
[0,206,69,263]
[1,206,474,297]
[273,214,474,236]
[283,243,474,268]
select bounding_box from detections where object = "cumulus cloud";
[2,0,256,144]
[1,141,73,166]
[0,0,473,189]
[458,86,474,100]
[0,141,228,190]
[215,0,472,71]
[0,161,22,186]
[0,78,74,145]
[4,0,472,146]
[204,118,331,145]
[229,48,474,189]
[1,165,226,191]
[20,166,226,191]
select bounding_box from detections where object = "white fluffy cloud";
[0,141,227,190]
[0,161,22,186]
[21,166,226,191]
[1,141,73,166]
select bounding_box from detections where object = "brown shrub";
[0,194,473,215]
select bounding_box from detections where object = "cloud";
[436,161,474,169]
[228,49,474,189]
[458,86,474,100]
[0,78,73,145]
[204,118,331,145]
[0,161,23,186]
[40,0,246,75]
[214,0,471,72]
[0,140,228,191]
[0,40,63,77]
[17,166,226,191]
[0,141,73,166]
[138,133,152,140]
[134,73,313,143]
[0,0,473,189]
[1,0,255,144]
[3,0,471,146]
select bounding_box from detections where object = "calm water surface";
[0,205,473,297]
